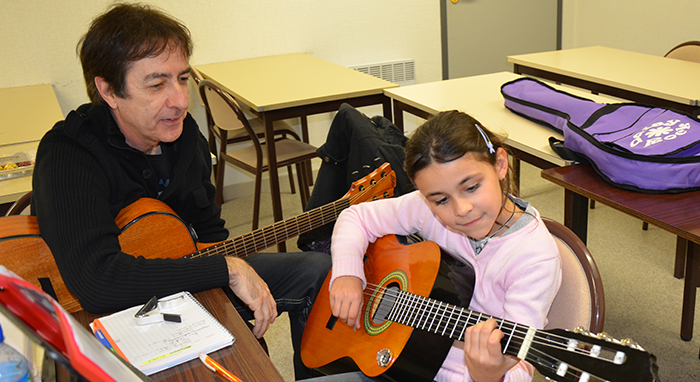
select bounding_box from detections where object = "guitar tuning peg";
[596,332,612,341]
[573,326,587,335]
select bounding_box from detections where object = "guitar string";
[361,283,593,357]
[189,179,388,259]
[192,199,349,258]
[523,347,595,382]
[360,284,605,382]
[362,280,596,381]
[360,285,600,382]
[192,179,387,258]
[360,282,600,359]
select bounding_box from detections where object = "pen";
[199,353,244,382]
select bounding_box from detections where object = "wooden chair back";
[664,41,700,63]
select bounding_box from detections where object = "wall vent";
[351,59,415,86]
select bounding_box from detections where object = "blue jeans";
[224,250,331,380]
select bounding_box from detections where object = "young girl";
[326,110,562,382]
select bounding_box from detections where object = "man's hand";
[329,276,364,330]
[463,318,519,382]
[226,257,277,338]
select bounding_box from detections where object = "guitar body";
[114,198,216,258]
[0,216,81,313]
[301,235,462,381]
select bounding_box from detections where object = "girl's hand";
[464,318,519,382]
[329,276,364,330]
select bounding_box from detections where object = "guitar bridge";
[376,348,392,367]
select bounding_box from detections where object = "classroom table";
[541,164,700,341]
[508,46,700,116]
[384,71,619,185]
[67,288,284,382]
[196,54,397,251]
[0,84,63,205]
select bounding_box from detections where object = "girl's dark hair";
[404,110,515,195]
[77,3,193,105]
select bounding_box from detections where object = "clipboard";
[0,266,151,382]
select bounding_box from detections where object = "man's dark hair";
[77,3,193,105]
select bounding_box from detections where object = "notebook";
[90,291,235,375]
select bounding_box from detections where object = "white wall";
[0,0,441,200]
[562,0,700,55]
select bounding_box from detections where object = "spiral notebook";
[90,291,235,375]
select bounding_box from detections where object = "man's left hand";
[226,257,277,338]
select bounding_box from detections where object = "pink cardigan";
[330,191,562,382]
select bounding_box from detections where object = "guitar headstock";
[343,162,397,205]
[529,327,659,382]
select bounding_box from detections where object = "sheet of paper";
[92,292,234,375]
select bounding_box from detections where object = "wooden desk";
[541,164,700,341]
[384,72,619,184]
[196,54,397,251]
[0,84,63,204]
[508,46,700,116]
[69,288,284,382]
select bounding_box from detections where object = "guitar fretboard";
[382,288,528,358]
[187,197,352,259]
[377,288,628,382]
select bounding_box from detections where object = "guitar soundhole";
[372,283,400,325]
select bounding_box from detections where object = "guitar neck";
[189,197,351,259]
[383,288,531,359]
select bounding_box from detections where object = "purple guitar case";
[501,77,700,193]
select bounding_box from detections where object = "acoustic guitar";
[301,235,660,382]
[0,163,396,313]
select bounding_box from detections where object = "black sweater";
[32,103,229,313]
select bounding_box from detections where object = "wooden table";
[508,46,700,116]
[196,54,397,251]
[0,84,63,205]
[68,288,284,382]
[384,72,619,185]
[541,164,700,341]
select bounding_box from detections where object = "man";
[31,3,330,379]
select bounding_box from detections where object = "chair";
[665,41,700,63]
[190,67,304,202]
[5,190,31,216]
[543,217,605,333]
[199,79,318,230]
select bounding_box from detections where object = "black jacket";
[297,103,412,249]
[32,103,229,313]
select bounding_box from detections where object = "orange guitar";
[0,163,396,313]
[301,235,659,382]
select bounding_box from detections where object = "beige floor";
[222,161,700,382]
